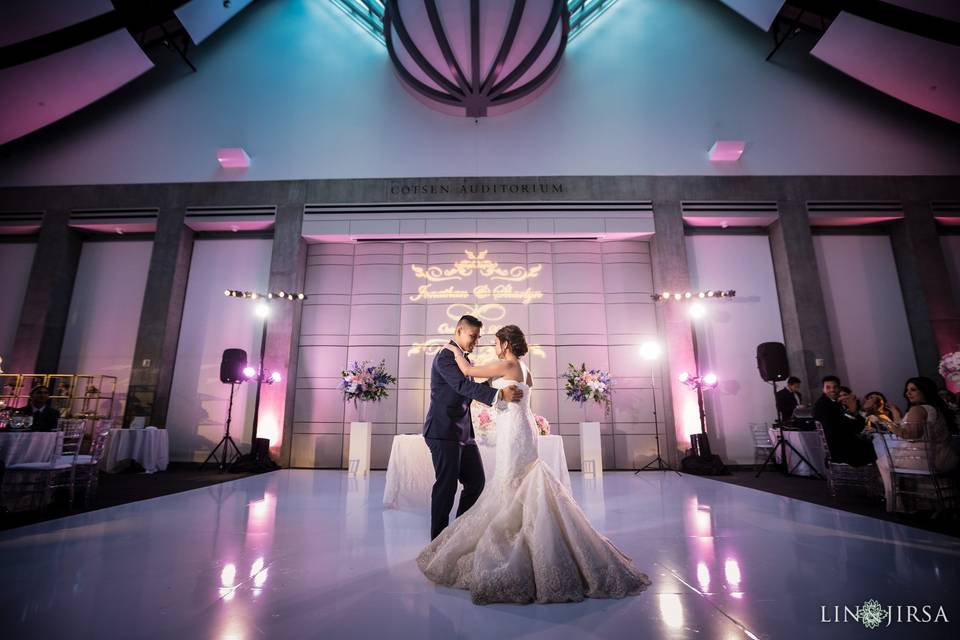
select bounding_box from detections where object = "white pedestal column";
[579,421,603,477]
[348,421,372,476]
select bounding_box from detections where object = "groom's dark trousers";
[424,344,497,540]
[425,440,485,540]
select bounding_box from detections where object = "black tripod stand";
[636,361,680,475]
[756,382,823,479]
[201,382,243,472]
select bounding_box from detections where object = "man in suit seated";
[812,375,875,467]
[16,385,60,432]
[775,376,803,423]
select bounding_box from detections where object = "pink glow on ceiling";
[186,219,274,232]
[0,222,42,235]
[0,28,154,145]
[301,231,653,243]
[708,140,746,162]
[683,215,778,228]
[69,221,158,234]
[811,11,960,124]
[217,148,251,169]
[808,215,904,227]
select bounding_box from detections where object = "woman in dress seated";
[874,377,958,513]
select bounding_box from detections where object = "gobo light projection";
[408,250,545,362]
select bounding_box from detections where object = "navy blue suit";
[424,343,498,539]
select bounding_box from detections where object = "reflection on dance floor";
[0,470,957,639]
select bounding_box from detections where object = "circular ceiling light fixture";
[385,0,569,117]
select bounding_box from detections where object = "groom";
[424,314,523,539]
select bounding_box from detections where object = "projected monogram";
[408,250,545,361]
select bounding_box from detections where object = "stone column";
[8,209,82,373]
[258,202,307,465]
[123,208,194,427]
[889,201,960,380]
[651,201,698,461]
[768,200,836,402]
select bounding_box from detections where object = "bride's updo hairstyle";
[495,325,528,357]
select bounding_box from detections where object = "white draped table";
[0,431,64,511]
[100,428,169,473]
[767,427,826,477]
[383,434,571,509]
[0,431,63,465]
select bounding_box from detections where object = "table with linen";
[100,428,169,473]
[383,434,571,509]
[766,426,826,477]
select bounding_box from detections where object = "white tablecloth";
[384,434,571,509]
[767,427,826,477]
[0,431,63,465]
[100,428,169,473]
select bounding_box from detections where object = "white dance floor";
[1,470,957,639]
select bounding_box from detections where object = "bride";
[416,324,650,604]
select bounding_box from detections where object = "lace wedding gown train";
[417,366,651,604]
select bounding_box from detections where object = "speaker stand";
[201,383,243,472]
[756,383,823,479]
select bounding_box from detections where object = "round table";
[383,434,571,509]
[0,431,63,465]
[766,426,827,477]
[100,428,169,473]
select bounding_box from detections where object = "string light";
[223,289,308,302]
[651,290,735,302]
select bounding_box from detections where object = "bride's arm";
[443,344,511,379]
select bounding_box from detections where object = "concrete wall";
[166,238,272,462]
[685,234,785,465]
[292,239,661,470]
[943,235,960,304]
[1,0,959,186]
[0,242,35,363]
[813,234,918,407]
[58,239,152,417]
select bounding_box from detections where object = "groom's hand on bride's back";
[501,386,524,403]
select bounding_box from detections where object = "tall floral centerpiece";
[339,360,397,421]
[562,363,614,416]
[340,360,396,476]
[940,351,960,393]
[561,363,614,476]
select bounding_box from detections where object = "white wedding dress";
[417,363,651,604]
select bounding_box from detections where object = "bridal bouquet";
[562,363,614,413]
[339,360,397,405]
[939,351,960,388]
[535,415,551,436]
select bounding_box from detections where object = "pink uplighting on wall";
[708,140,745,162]
[217,147,251,169]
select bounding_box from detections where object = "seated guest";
[875,377,959,512]
[775,376,803,423]
[863,391,902,432]
[813,376,876,466]
[838,386,861,414]
[16,385,60,431]
[893,378,958,471]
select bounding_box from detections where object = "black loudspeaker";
[756,342,790,382]
[220,348,248,384]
